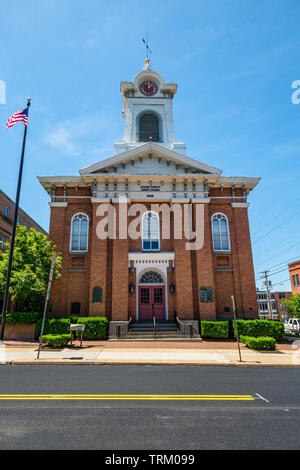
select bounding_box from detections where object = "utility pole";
[263,270,273,320]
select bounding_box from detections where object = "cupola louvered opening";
[139,113,159,142]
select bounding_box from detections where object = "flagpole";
[0,98,31,341]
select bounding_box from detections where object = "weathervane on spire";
[142,33,152,59]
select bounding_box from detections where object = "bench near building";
[38,59,260,336]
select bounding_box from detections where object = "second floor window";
[142,212,159,251]
[212,213,230,252]
[70,213,88,252]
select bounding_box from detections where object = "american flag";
[6,107,28,129]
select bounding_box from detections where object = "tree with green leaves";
[282,294,300,319]
[0,225,62,312]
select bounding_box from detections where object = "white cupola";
[114,59,186,155]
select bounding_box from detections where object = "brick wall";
[0,189,47,250]
[47,190,258,321]
[289,261,300,295]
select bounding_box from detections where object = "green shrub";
[240,335,276,351]
[6,312,41,325]
[234,320,284,342]
[36,318,71,337]
[42,334,70,348]
[72,317,108,339]
[201,320,229,339]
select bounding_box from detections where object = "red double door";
[138,285,165,321]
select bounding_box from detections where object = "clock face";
[139,80,158,96]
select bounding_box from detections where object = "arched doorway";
[138,270,165,321]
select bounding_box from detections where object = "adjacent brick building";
[288,260,300,295]
[38,59,260,330]
[257,290,291,321]
[0,189,47,248]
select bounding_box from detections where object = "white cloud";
[44,114,118,157]
[45,125,80,156]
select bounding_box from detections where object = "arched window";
[70,213,89,252]
[139,271,164,284]
[142,212,160,251]
[139,112,159,142]
[212,213,230,252]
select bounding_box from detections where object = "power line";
[255,254,300,275]
[253,197,300,236]
[271,278,291,288]
[254,232,296,260]
[256,267,288,281]
[252,176,300,221]
[253,205,300,243]
[254,241,300,267]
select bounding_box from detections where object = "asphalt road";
[0,365,299,450]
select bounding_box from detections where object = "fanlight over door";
[139,271,164,284]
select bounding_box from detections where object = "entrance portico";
[128,252,175,321]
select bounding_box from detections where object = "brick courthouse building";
[38,60,260,333]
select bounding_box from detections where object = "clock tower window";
[139,112,160,142]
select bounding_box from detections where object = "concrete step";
[127,334,181,339]
[111,336,203,342]
[129,327,178,334]
[129,322,178,332]
[129,327,178,333]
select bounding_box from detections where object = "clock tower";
[114,58,186,154]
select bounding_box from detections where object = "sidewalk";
[1,338,300,366]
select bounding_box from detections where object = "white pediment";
[80,142,222,176]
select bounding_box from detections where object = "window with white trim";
[212,213,230,252]
[142,212,160,251]
[70,213,88,252]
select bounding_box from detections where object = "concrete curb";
[1,359,300,367]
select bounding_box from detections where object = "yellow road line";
[0,394,255,401]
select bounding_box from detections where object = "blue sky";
[0,0,299,292]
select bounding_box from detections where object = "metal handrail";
[127,316,132,332]
[176,315,193,337]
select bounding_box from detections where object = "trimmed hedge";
[72,317,108,339]
[201,321,229,339]
[6,312,41,325]
[36,318,71,337]
[240,335,276,351]
[42,334,70,348]
[234,319,284,342]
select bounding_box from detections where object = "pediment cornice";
[79,142,222,176]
